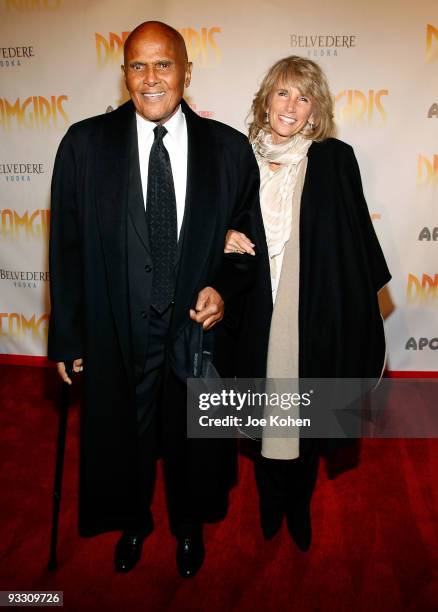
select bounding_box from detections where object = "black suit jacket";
[48,99,271,535]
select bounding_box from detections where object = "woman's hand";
[224,229,256,255]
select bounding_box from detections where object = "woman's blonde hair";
[248,56,336,143]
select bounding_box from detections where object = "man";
[48,21,271,578]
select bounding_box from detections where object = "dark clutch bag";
[171,320,221,382]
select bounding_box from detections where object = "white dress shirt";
[135,105,188,238]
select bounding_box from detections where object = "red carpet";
[0,365,437,611]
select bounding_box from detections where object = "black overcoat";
[48,99,272,535]
[237,138,391,452]
[299,138,391,379]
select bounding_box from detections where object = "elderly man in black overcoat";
[48,21,271,578]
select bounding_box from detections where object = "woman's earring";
[264,111,269,123]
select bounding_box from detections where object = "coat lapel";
[127,117,150,253]
[95,101,134,380]
[171,100,218,333]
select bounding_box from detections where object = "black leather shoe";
[114,530,148,573]
[286,505,312,552]
[176,531,205,578]
[260,506,284,540]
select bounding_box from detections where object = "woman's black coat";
[238,138,391,451]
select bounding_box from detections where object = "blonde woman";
[226,57,390,550]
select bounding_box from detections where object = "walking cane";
[47,360,73,571]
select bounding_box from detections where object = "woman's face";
[267,82,314,144]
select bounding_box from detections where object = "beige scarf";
[253,130,312,298]
[253,130,311,460]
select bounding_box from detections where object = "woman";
[226,56,391,550]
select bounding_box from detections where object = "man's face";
[123,27,192,124]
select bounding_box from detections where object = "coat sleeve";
[211,139,267,303]
[47,129,84,362]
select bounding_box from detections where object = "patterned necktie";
[145,124,178,314]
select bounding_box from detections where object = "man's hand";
[224,229,255,255]
[190,287,224,331]
[56,358,84,385]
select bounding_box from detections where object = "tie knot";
[153,124,167,141]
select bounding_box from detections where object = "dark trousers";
[132,306,204,537]
[254,444,319,530]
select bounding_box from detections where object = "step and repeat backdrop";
[0,0,437,370]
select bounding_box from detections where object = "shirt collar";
[135,104,185,144]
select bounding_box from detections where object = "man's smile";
[141,92,166,99]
